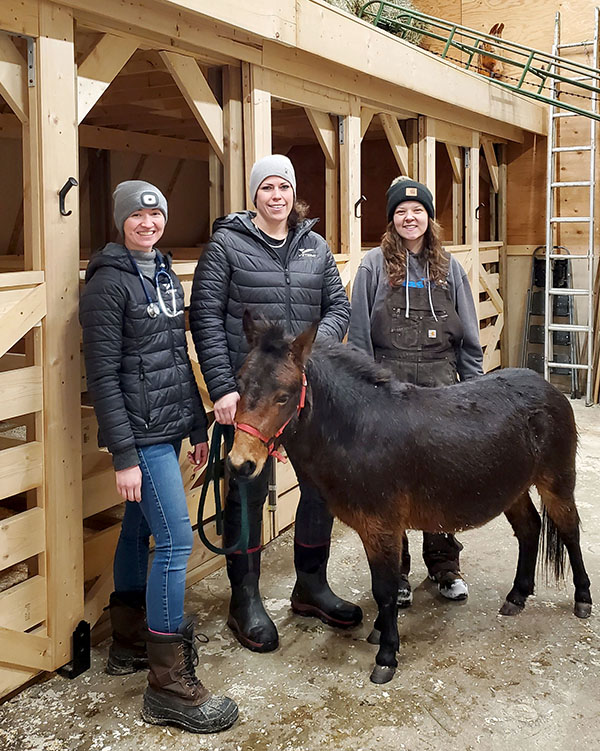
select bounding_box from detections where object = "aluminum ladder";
[544,9,599,404]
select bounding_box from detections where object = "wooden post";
[498,143,508,366]
[466,131,480,321]
[223,66,244,214]
[242,63,271,207]
[36,1,84,666]
[339,95,361,281]
[418,116,436,200]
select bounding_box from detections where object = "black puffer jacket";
[80,243,208,471]
[189,212,350,402]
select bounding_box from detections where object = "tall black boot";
[291,542,362,628]
[142,618,238,733]
[106,590,149,675]
[226,549,279,652]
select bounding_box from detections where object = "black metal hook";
[354,195,367,219]
[475,202,485,220]
[59,177,78,216]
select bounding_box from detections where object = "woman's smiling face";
[123,208,165,251]
[393,201,428,244]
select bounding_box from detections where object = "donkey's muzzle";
[227,456,257,479]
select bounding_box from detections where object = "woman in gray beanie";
[348,175,483,607]
[80,180,238,734]
[190,155,362,654]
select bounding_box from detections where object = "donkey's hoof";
[367,628,381,645]
[574,601,592,619]
[370,665,396,684]
[499,599,523,616]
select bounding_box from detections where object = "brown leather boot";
[106,591,149,675]
[142,618,238,734]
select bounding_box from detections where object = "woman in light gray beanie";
[80,179,238,734]
[190,155,360,656]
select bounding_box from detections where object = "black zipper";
[139,361,150,429]
[284,268,292,331]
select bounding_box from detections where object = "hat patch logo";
[405,187,418,197]
[140,191,159,207]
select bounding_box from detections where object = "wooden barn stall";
[0,0,547,699]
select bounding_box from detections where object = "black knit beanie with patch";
[386,177,435,222]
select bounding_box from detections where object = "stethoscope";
[126,250,183,319]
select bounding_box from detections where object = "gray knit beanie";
[249,155,296,204]
[112,180,168,234]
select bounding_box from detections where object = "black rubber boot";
[291,542,363,628]
[106,591,149,675]
[142,618,238,734]
[226,549,279,653]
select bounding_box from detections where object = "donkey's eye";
[275,394,289,406]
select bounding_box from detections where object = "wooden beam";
[481,137,500,193]
[466,131,480,319]
[0,366,42,422]
[77,33,138,123]
[360,108,375,140]
[340,96,361,284]
[0,284,46,359]
[223,66,245,213]
[379,113,409,176]
[36,1,84,668]
[0,628,53,672]
[0,576,46,631]
[159,51,224,162]
[446,144,463,184]
[242,63,271,207]
[418,116,435,204]
[79,125,209,160]
[0,505,44,569]
[304,108,336,168]
[0,35,28,123]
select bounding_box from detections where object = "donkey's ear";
[243,309,258,348]
[290,321,318,366]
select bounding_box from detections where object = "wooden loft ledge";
[47,0,548,142]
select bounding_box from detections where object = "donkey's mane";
[254,323,396,389]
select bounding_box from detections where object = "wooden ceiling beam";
[481,137,499,193]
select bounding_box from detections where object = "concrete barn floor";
[1,400,600,751]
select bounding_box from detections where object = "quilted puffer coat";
[189,212,350,402]
[80,243,207,470]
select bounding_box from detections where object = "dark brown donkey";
[228,313,592,684]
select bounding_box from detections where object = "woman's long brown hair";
[380,217,450,287]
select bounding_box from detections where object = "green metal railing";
[358,3,600,121]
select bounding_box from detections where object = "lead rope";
[196,423,250,555]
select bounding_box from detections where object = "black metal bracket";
[57,620,91,679]
[59,177,78,216]
[475,202,485,219]
[354,195,367,218]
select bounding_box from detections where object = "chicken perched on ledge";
[479,22,505,79]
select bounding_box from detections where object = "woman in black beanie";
[348,176,484,606]
[80,180,237,734]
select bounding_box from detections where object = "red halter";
[235,372,307,463]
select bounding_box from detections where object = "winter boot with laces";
[142,618,238,734]
[106,591,149,675]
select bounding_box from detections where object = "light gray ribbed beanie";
[249,155,296,205]
[112,180,168,235]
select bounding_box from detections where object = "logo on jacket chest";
[298,248,316,258]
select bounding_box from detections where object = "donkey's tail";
[540,506,569,582]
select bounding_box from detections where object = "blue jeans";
[112,441,194,633]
